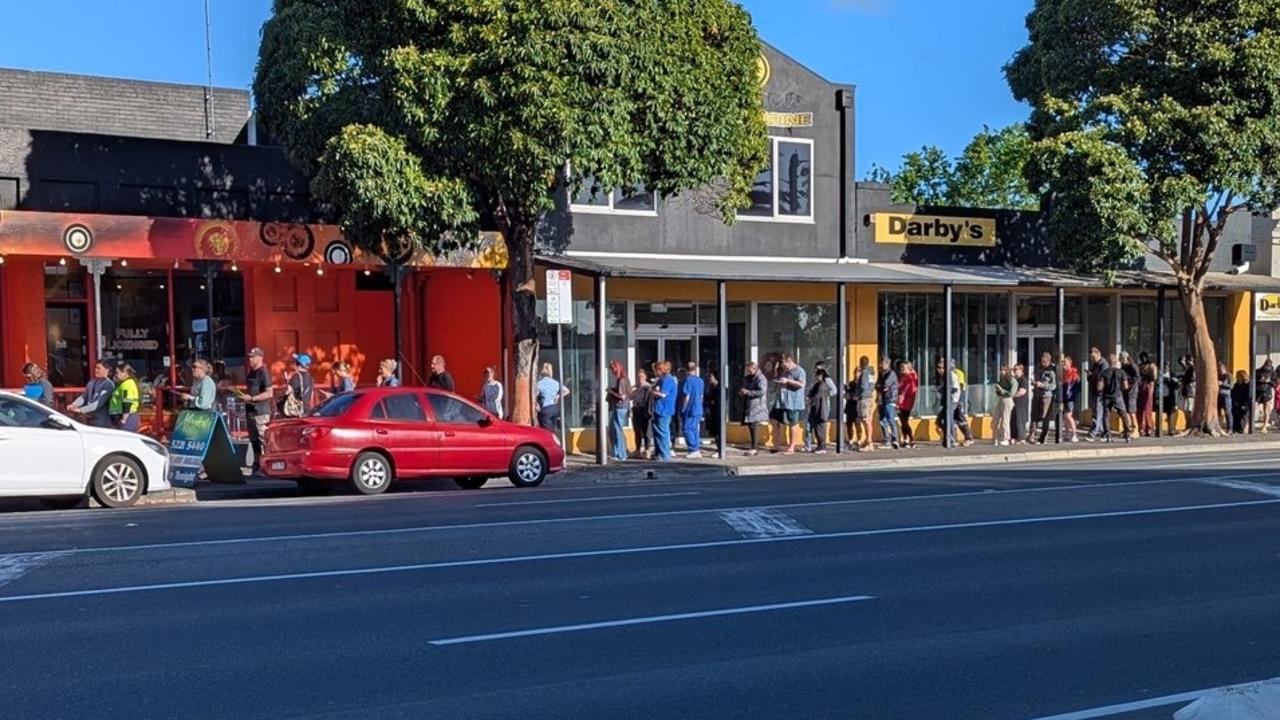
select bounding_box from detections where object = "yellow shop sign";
[872,213,997,248]
[1257,294,1280,322]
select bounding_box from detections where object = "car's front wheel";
[91,455,144,508]
[454,476,488,491]
[509,446,548,488]
[350,452,393,495]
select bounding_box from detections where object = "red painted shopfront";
[0,210,506,433]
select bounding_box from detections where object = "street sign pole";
[545,269,574,452]
[556,323,567,451]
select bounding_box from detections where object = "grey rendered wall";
[0,68,249,144]
[541,45,852,259]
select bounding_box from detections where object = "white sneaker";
[686,451,702,459]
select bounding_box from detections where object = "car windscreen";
[310,393,360,418]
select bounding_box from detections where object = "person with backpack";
[281,353,314,418]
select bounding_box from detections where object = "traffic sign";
[546,269,574,325]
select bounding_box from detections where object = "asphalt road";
[1,450,1278,719]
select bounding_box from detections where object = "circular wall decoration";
[63,224,93,254]
[259,222,316,260]
[195,222,239,258]
[756,54,771,88]
[324,240,353,265]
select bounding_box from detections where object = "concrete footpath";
[139,431,1280,506]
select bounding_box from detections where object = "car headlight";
[141,438,168,458]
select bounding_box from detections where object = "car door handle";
[376,428,389,435]
[444,431,456,438]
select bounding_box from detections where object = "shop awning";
[539,255,1022,286]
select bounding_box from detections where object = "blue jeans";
[610,408,629,460]
[683,414,703,453]
[653,414,673,460]
[879,403,899,445]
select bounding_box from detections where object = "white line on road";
[428,595,875,646]
[0,552,65,588]
[474,491,701,508]
[719,508,813,539]
[1026,677,1274,719]
[1198,478,1280,499]
[14,472,1273,558]
[0,497,1274,604]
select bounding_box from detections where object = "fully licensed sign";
[167,410,242,487]
[872,212,998,248]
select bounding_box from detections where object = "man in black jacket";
[1100,352,1133,443]
[1085,347,1109,441]
[1032,352,1058,444]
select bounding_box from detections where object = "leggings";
[632,412,652,452]
[898,408,914,445]
[747,423,761,450]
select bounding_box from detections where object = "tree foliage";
[866,124,1039,210]
[1006,0,1280,433]
[255,0,768,422]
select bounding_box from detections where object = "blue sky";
[0,0,1033,174]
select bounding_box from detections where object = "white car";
[0,390,170,508]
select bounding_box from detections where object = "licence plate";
[269,461,287,471]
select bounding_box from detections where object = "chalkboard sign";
[168,411,243,487]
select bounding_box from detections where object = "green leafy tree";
[866,125,1039,211]
[254,0,767,423]
[1007,0,1280,434]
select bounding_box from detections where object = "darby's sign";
[1257,294,1280,322]
[872,213,998,248]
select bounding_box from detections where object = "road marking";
[0,498,1274,604]
[1027,677,1274,719]
[720,508,813,539]
[428,595,875,646]
[0,552,66,588]
[475,491,701,508]
[1198,478,1280,499]
[12,472,1272,557]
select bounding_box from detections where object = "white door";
[0,397,85,494]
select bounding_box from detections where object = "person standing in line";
[854,357,877,451]
[896,361,919,449]
[1137,352,1157,437]
[109,362,142,432]
[1010,364,1028,444]
[993,365,1015,446]
[672,365,688,449]
[536,362,568,435]
[1101,352,1134,442]
[705,368,722,453]
[1256,359,1275,432]
[934,359,974,447]
[651,361,678,461]
[1217,361,1234,434]
[802,361,836,452]
[376,359,401,388]
[67,360,115,428]
[805,367,833,454]
[280,353,315,417]
[21,363,55,407]
[428,354,455,392]
[740,361,769,457]
[480,366,505,418]
[771,354,807,455]
[1120,352,1140,439]
[1061,355,1081,442]
[875,357,899,450]
[606,360,630,462]
[630,369,653,459]
[1085,347,1110,440]
[181,359,218,411]
[1161,362,1182,435]
[1179,354,1196,434]
[241,347,274,472]
[331,362,356,394]
[1033,352,1059,444]
[1232,369,1252,433]
[679,362,706,459]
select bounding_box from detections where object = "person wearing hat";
[281,353,315,417]
[243,347,275,472]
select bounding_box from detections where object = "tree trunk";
[505,222,538,425]
[1178,284,1223,435]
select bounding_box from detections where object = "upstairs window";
[569,177,657,215]
[740,137,814,222]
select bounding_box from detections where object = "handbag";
[282,374,311,418]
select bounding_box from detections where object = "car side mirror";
[478,415,493,427]
[42,415,74,431]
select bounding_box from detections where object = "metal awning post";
[595,274,608,466]
[1249,290,1258,434]
[1156,288,1166,437]
[1056,287,1065,443]
[717,280,729,459]
[836,283,848,454]
[944,284,955,448]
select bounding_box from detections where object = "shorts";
[782,409,802,426]
[857,399,874,420]
[769,407,787,424]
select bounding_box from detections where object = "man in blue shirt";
[680,361,706,459]
[771,354,806,454]
[651,361,678,461]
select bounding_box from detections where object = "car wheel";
[509,446,548,488]
[350,452,393,495]
[91,455,144,508]
[454,476,488,491]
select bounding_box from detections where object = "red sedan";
[261,387,565,494]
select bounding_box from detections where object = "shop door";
[636,337,694,374]
[46,304,89,388]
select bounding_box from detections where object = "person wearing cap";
[376,359,400,388]
[243,347,275,472]
[284,353,315,414]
